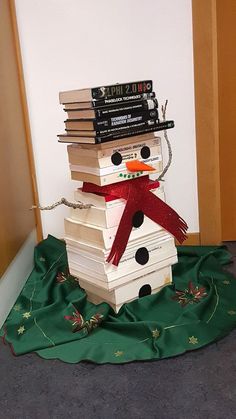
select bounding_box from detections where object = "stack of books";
[58,80,178,312]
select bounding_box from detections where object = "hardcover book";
[65,109,159,131]
[63,92,156,110]
[59,80,153,103]
[58,120,174,144]
[65,98,158,119]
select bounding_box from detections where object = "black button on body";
[139,284,152,298]
[111,152,122,165]
[140,146,150,159]
[135,247,149,265]
[132,211,144,228]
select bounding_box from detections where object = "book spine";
[78,92,156,108]
[94,99,158,118]
[95,120,174,143]
[92,80,153,100]
[94,109,159,130]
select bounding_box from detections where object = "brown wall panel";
[0,0,36,276]
[217,0,236,240]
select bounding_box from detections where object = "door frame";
[9,0,43,242]
[192,0,222,245]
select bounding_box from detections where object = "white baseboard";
[0,229,37,329]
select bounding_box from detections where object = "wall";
[15,0,199,238]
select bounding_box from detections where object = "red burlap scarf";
[82,176,188,266]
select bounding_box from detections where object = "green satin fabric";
[1,235,236,364]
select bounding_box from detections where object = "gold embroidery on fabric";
[22,312,31,319]
[206,278,219,324]
[152,329,160,338]
[41,252,66,282]
[114,350,124,357]
[227,310,236,316]
[33,318,55,346]
[17,326,25,335]
[164,320,200,330]
[39,257,46,262]
[223,280,230,285]
[13,304,22,312]
[189,336,198,345]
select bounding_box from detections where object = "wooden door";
[192,0,236,244]
[0,0,42,277]
[217,0,236,240]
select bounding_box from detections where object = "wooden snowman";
[64,133,187,312]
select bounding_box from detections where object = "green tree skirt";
[1,235,236,364]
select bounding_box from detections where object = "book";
[65,118,160,136]
[65,229,174,263]
[64,98,158,119]
[67,135,161,160]
[66,232,177,282]
[63,92,156,110]
[68,142,161,169]
[58,120,174,144]
[70,154,162,176]
[70,160,162,186]
[64,215,164,250]
[74,178,161,209]
[70,188,165,228]
[65,109,159,131]
[59,80,153,103]
[79,265,173,311]
[76,256,175,292]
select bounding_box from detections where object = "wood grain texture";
[176,233,200,246]
[9,0,43,242]
[0,0,40,277]
[216,0,236,240]
[192,0,222,245]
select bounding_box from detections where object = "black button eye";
[132,211,144,228]
[135,247,149,265]
[140,146,150,159]
[111,152,122,166]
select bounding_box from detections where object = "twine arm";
[157,100,173,181]
[30,197,93,211]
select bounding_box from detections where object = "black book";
[65,98,158,119]
[65,109,159,132]
[59,80,153,103]
[63,92,156,110]
[58,120,174,144]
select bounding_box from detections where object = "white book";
[64,215,165,250]
[71,162,162,186]
[71,254,177,291]
[66,234,177,283]
[68,144,161,169]
[70,155,162,176]
[65,228,171,260]
[80,265,173,311]
[70,188,165,228]
[74,180,163,209]
[67,135,161,159]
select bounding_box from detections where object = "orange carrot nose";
[125,160,155,172]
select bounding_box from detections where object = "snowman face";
[69,136,163,186]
